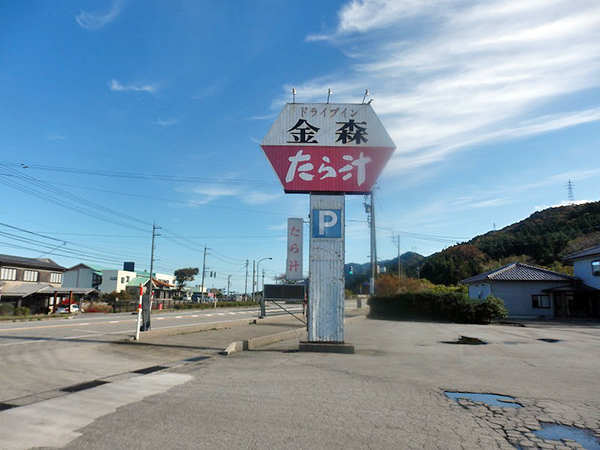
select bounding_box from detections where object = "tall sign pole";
[261,101,396,353]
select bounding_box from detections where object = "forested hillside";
[418,201,600,285]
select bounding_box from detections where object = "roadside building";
[62,263,104,290]
[0,254,98,313]
[462,263,580,319]
[463,254,600,318]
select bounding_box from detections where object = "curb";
[220,314,367,355]
[133,311,304,340]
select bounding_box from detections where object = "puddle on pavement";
[441,336,487,345]
[444,391,522,408]
[534,423,600,449]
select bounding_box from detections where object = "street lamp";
[256,257,272,318]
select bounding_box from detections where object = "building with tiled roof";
[563,244,600,291]
[463,260,599,319]
[462,262,579,284]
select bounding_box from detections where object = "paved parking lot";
[1,318,600,449]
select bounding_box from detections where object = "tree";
[174,267,199,287]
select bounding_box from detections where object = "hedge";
[368,292,507,324]
[0,303,14,316]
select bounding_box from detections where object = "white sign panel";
[286,218,303,281]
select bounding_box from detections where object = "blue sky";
[1,0,599,293]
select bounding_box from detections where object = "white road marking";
[0,373,192,450]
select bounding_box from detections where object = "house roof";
[462,262,579,284]
[0,254,65,271]
[2,283,98,298]
[563,244,600,262]
[542,284,600,293]
[126,277,174,289]
[66,263,112,274]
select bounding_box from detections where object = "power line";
[0,161,276,186]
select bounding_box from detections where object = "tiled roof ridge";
[563,244,600,261]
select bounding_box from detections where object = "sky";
[1,0,599,294]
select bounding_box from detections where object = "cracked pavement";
[2,318,600,449]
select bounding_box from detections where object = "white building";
[563,244,600,290]
[463,249,600,319]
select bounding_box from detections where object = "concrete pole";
[244,260,249,301]
[200,246,207,303]
[251,260,256,301]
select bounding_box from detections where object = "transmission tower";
[566,180,575,202]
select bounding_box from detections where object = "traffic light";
[349,265,354,275]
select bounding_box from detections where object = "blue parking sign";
[312,209,342,238]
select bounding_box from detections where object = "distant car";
[56,304,80,314]
[191,294,202,303]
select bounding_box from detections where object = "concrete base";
[299,341,355,354]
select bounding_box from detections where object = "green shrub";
[368,291,495,324]
[474,295,508,324]
[0,303,14,316]
[14,306,30,316]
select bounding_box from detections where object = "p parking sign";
[312,209,342,238]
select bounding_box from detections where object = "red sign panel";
[262,145,395,194]
[261,103,395,194]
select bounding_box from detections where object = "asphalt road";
[0,304,302,348]
[2,318,600,450]
[0,304,303,404]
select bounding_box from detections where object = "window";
[592,260,600,276]
[1,268,17,280]
[23,270,39,282]
[532,294,551,309]
[50,273,63,284]
[121,277,125,283]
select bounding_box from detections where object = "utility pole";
[369,190,377,296]
[395,234,402,279]
[244,260,249,301]
[200,246,208,303]
[227,275,231,296]
[261,269,265,293]
[143,222,160,331]
[252,260,256,301]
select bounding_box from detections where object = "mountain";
[419,201,600,285]
[346,201,600,288]
[345,252,425,290]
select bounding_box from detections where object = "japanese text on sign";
[286,218,303,281]
[286,150,372,186]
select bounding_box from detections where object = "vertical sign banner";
[286,218,303,280]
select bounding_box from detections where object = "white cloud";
[109,79,158,94]
[242,191,281,205]
[46,133,67,141]
[152,118,180,127]
[300,0,600,174]
[534,200,594,211]
[76,0,124,31]
[191,186,240,197]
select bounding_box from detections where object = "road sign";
[261,103,396,194]
[312,209,342,238]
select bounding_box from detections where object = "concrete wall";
[468,283,491,300]
[63,268,93,288]
[100,270,137,293]
[573,258,600,289]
